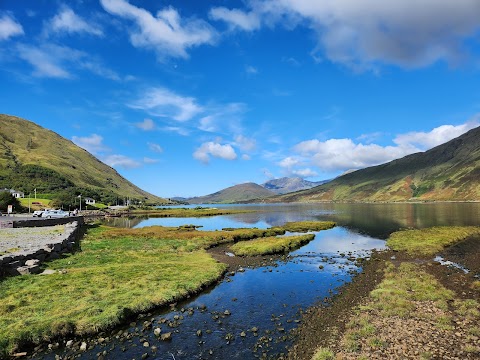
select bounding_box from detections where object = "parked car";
[43,209,70,218]
[32,210,44,217]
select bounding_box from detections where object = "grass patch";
[230,234,315,256]
[19,198,51,210]
[312,347,334,360]
[281,221,335,233]
[369,262,454,317]
[386,226,480,256]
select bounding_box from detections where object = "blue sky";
[1,0,480,198]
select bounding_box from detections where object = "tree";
[0,192,22,212]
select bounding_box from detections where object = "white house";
[0,188,24,198]
[84,197,96,205]
[11,190,24,199]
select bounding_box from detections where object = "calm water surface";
[60,203,479,360]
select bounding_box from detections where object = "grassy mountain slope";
[0,114,167,203]
[188,183,275,204]
[273,126,480,202]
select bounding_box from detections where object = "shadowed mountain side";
[187,183,276,204]
[268,126,480,202]
[0,114,167,203]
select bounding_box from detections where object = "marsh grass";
[386,226,480,256]
[230,234,315,256]
[281,221,335,233]
[311,347,334,360]
[0,221,320,356]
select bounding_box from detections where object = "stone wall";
[0,221,85,277]
[13,216,85,228]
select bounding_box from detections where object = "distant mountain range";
[262,177,330,194]
[0,114,167,203]
[186,177,330,204]
[187,183,276,204]
[270,125,480,202]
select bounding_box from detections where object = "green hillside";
[188,182,275,204]
[0,114,167,204]
[273,126,480,202]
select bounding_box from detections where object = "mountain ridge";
[0,114,167,203]
[269,126,480,202]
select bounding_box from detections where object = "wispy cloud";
[44,6,103,37]
[16,43,121,80]
[143,157,159,164]
[234,134,256,152]
[148,142,163,153]
[103,154,141,169]
[72,133,110,154]
[16,43,82,78]
[130,87,202,122]
[100,0,217,59]
[209,6,261,32]
[135,118,156,131]
[193,141,237,164]
[0,13,24,40]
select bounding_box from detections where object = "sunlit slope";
[273,126,480,202]
[0,114,167,202]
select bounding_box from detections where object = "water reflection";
[118,203,480,239]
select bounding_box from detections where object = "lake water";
[53,203,480,360]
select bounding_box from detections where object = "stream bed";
[40,227,385,360]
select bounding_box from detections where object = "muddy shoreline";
[288,235,480,359]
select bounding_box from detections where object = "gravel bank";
[0,225,66,255]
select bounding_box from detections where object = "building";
[84,197,96,205]
[0,188,24,198]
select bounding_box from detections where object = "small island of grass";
[230,234,315,256]
[387,226,480,256]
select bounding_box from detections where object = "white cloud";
[148,142,163,153]
[292,168,318,177]
[193,141,237,164]
[212,0,480,70]
[290,120,479,173]
[0,13,24,40]
[135,118,156,131]
[45,6,103,37]
[234,134,256,152]
[278,156,301,169]
[103,154,141,169]
[130,87,202,122]
[143,157,159,164]
[293,138,416,172]
[242,154,251,160]
[100,0,217,59]
[393,121,479,149]
[72,134,110,154]
[209,6,261,31]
